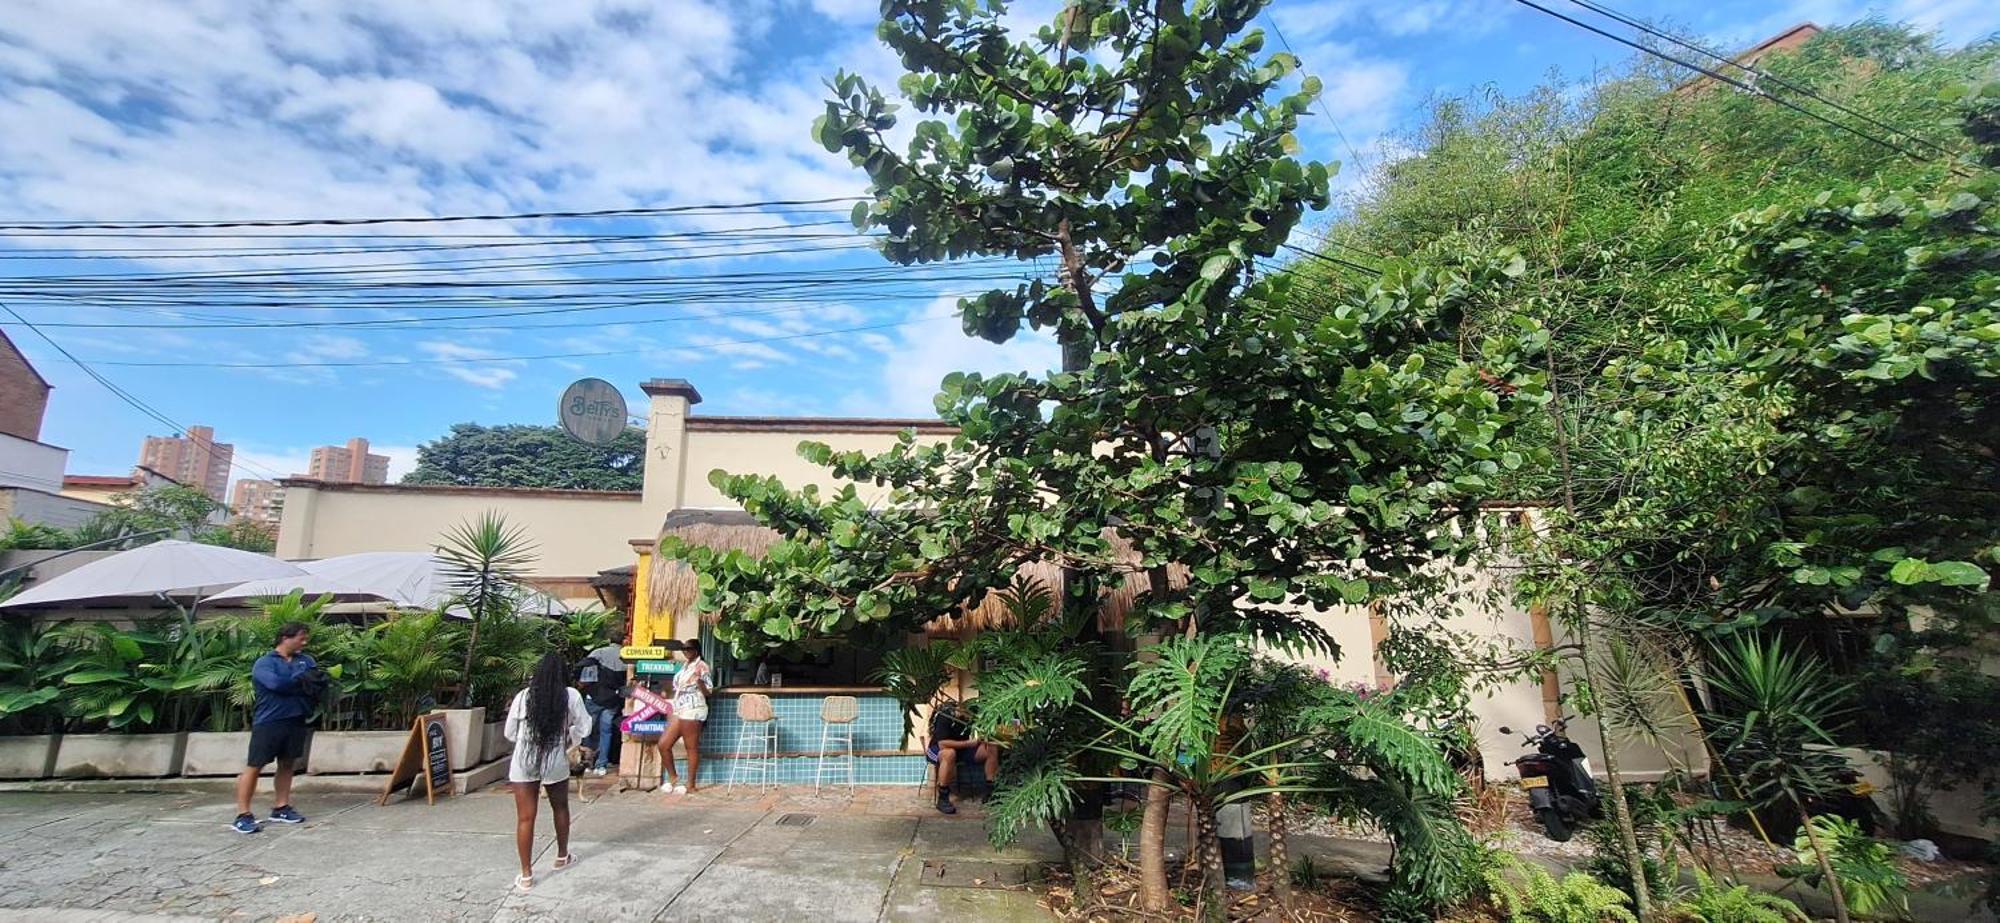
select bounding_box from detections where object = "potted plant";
[0,618,71,779]
[309,611,449,774]
[52,622,189,778]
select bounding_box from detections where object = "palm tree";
[436,511,538,707]
[1706,634,1858,923]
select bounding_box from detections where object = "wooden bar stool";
[815,695,859,794]
[728,694,777,793]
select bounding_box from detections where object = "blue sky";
[1,0,1993,490]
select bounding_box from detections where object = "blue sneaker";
[268,805,305,825]
[231,813,261,835]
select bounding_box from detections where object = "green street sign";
[633,660,679,675]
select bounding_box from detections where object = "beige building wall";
[1279,562,1708,783]
[273,379,962,589]
[275,481,649,580]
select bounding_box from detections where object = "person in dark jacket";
[232,622,318,834]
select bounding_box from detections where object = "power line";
[0,196,865,231]
[1509,0,1957,172]
[52,314,961,369]
[1262,14,1371,173]
[1559,0,1959,161]
[0,301,287,482]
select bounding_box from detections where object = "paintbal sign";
[558,378,628,446]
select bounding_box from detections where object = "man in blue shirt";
[232,621,319,834]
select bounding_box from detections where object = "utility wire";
[59,314,962,369]
[0,196,865,231]
[1559,0,1960,160]
[0,301,288,482]
[1509,0,1960,173]
[1261,14,1371,173]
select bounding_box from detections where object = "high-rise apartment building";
[308,437,390,485]
[139,425,233,501]
[230,478,284,527]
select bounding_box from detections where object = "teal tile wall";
[703,694,909,756]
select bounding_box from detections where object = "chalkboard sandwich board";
[378,712,454,805]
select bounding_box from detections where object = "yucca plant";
[1706,634,1860,922]
[0,618,74,733]
[436,511,538,707]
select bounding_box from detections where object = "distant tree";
[401,423,644,490]
[88,484,224,540]
[196,519,277,553]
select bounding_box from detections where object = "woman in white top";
[503,652,592,891]
[654,638,711,794]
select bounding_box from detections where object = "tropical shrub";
[1670,868,1807,923]
[1485,858,1637,923]
[57,622,187,732]
[0,618,72,733]
[1782,814,1909,919]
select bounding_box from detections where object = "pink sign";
[619,686,675,734]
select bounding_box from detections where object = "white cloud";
[417,340,519,390]
[231,447,313,481]
[373,444,421,481]
[851,299,1062,417]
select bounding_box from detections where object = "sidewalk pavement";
[0,781,1060,922]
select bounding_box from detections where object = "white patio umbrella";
[201,551,570,616]
[0,540,308,609]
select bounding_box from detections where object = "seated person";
[925,700,999,816]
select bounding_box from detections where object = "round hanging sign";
[558,378,628,446]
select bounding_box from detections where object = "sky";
[1,0,1994,492]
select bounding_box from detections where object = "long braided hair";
[518,652,570,770]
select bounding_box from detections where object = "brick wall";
[0,334,50,441]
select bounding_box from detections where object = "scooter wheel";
[1534,807,1572,842]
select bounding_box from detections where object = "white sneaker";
[671,783,688,795]
[587,767,608,777]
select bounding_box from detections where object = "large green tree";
[668,1,1543,915]
[1310,25,1998,922]
[402,423,644,490]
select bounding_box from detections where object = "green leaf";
[1888,558,1933,584]
[1200,253,1236,282]
[1929,561,1990,588]
[849,201,870,230]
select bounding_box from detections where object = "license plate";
[1521,776,1550,789]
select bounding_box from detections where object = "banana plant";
[57,622,181,732]
[0,618,73,733]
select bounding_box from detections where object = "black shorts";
[247,718,311,768]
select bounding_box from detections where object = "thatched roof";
[646,509,1186,636]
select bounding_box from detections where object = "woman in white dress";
[504,651,592,891]
[655,638,711,794]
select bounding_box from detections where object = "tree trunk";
[457,614,482,708]
[1581,667,1654,920]
[1796,802,1853,923]
[1138,772,1173,912]
[1267,788,1295,913]
[1194,793,1227,923]
[1545,349,1652,921]
[1053,818,1099,909]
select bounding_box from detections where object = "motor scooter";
[1498,717,1601,841]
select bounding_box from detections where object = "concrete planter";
[0,735,59,779]
[482,721,511,763]
[53,732,186,778]
[181,730,301,777]
[433,707,483,770]
[304,730,406,775]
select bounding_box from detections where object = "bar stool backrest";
[738,693,774,723]
[820,695,859,724]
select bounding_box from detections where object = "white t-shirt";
[503,686,592,784]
